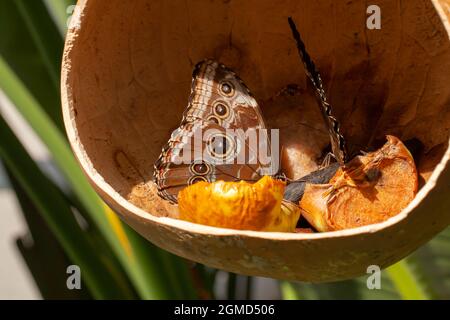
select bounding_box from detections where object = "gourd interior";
[63,0,450,281]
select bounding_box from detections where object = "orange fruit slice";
[178,176,300,232]
[300,135,418,232]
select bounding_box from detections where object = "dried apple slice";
[178,176,300,232]
[300,135,418,232]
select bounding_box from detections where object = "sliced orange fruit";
[178,176,300,232]
[300,135,418,232]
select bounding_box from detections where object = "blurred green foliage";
[0,0,449,300]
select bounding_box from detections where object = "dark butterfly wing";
[283,162,340,203]
[154,60,274,203]
[288,17,347,165]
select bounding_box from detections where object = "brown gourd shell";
[62,0,450,282]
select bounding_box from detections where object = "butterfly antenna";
[288,17,347,166]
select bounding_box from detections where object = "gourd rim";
[61,0,450,241]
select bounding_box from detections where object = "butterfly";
[287,17,347,166]
[153,60,278,203]
[283,17,348,203]
[154,18,348,205]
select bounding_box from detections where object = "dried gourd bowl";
[62,0,450,282]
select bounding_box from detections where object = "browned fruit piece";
[178,176,300,232]
[300,136,418,232]
[263,87,329,180]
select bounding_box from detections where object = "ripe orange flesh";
[178,176,300,232]
[299,135,418,232]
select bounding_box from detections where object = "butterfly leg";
[320,152,335,169]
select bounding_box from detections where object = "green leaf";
[400,227,450,299]
[0,115,135,299]
[157,252,199,299]
[0,1,200,299]
[282,273,401,300]
[14,0,63,90]
[281,230,450,301]
[43,0,76,35]
[0,56,197,299]
[386,260,431,300]
[6,167,93,299]
[280,281,302,300]
[0,0,63,128]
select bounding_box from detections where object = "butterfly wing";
[154,60,274,203]
[154,121,270,203]
[182,60,266,130]
[288,17,347,165]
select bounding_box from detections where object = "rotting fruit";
[299,135,418,232]
[178,176,300,232]
[178,135,418,233]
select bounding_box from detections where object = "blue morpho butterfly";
[153,18,347,204]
